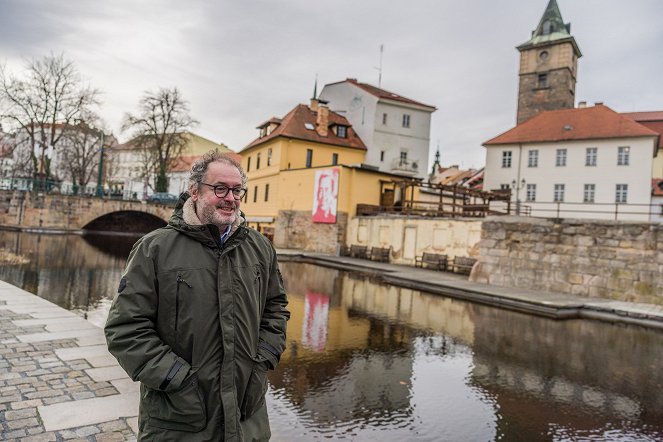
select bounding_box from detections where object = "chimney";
[595,102,604,106]
[316,102,329,137]
[578,101,587,108]
[310,98,319,112]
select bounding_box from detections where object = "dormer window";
[259,127,267,138]
[336,125,347,138]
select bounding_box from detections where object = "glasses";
[201,183,247,199]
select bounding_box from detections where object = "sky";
[1,0,662,171]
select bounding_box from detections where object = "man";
[105,151,289,441]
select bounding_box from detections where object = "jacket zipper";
[175,274,191,331]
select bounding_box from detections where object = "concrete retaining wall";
[471,216,663,304]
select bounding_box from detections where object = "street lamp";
[95,130,105,197]
[511,178,526,215]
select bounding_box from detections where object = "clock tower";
[516,0,582,124]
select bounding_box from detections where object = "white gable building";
[319,78,436,179]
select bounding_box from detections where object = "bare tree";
[0,53,100,184]
[122,87,197,192]
[57,113,110,193]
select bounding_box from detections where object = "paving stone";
[3,428,27,438]
[55,345,110,361]
[85,366,129,383]
[6,416,39,429]
[75,425,101,437]
[39,394,138,431]
[11,399,43,409]
[5,407,38,419]
[19,432,57,442]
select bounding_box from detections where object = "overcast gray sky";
[1,0,662,170]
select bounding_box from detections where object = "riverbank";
[278,250,663,330]
[1,251,663,439]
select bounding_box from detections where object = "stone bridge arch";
[0,191,175,232]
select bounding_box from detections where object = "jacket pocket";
[240,362,268,421]
[144,373,206,432]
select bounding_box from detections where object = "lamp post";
[95,130,105,197]
[511,178,526,215]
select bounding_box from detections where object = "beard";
[198,200,239,228]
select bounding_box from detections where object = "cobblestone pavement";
[0,283,138,442]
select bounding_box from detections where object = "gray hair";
[189,150,247,192]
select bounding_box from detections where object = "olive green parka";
[105,193,289,441]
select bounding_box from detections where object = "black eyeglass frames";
[201,183,247,199]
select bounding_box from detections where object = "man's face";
[191,161,243,228]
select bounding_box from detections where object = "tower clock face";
[539,50,549,61]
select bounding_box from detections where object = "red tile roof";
[242,104,367,151]
[169,152,242,173]
[328,78,436,110]
[484,104,659,146]
[622,111,663,150]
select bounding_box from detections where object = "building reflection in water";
[1,231,662,440]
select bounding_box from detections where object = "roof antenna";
[374,44,384,87]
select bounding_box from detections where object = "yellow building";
[239,99,413,251]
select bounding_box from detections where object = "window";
[256,153,261,170]
[332,153,338,165]
[526,184,537,202]
[585,147,597,166]
[399,151,407,164]
[247,156,251,172]
[617,146,630,166]
[615,184,628,203]
[243,189,248,203]
[253,185,258,203]
[336,125,347,138]
[502,151,512,168]
[538,73,548,88]
[402,114,410,128]
[380,151,385,162]
[306,149,313,168]
[264,184,269,202]
[500,184,510,190]
[556,148,567,167]
[553,184,565,202]
[267,148,272,166]
[542,20,552,35]
[583,184,595,203]
[382,113,387,125]
[528,150,539,167]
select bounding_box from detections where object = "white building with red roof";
[319,78,436,179]
[483,103,660,221]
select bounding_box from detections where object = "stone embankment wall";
[471,216,663,304]
[274,210,349,254]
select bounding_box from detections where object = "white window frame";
[583,184,595,203]
[555,148,567,167]
[553,184,565,202]
[585,147,597,166]
[528,150,539,167]
[526,184,536,202]
[617,146,630,166]
[615,184,628,203]
[502,151,512,168]
[402,114,410,128]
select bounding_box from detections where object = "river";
[1,230,662,441]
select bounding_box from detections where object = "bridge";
[0,190,174,232]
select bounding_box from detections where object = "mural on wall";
[312,167,339,223]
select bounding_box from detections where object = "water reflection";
[1,231,662,440]
[0,230,131,326]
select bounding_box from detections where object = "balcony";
[390,158,419,175]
